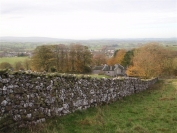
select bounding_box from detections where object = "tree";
[126,43,176,78]
[53,44,68,72]
[113,49,126,65]
[121,50,134,67]
[23,59,31,70]
[113,49,119,57]
[80,46,92,73]
[160,48,177,76]
[106,57,115,66]
[106,49,126,66]
[14,61,24,71]
[69,44,92,73]
[0,62,12,70]
[31,46,55,72]
[30,44,92,73]
[92,53,107,66]
[69,44,77,72]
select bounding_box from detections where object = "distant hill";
[0,36,176,42]
[0,36,73,42]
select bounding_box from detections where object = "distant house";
[92,64,126,77]
[92,66,104,74]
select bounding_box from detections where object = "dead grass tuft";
[79,117,92,126]
[132,124,149,133]
[159,97,176,101]
[157,128,169,132]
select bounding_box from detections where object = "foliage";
[17,53,28,57]
[31,44,92,73]
[160,49,177,76]
[82,66,92,73]
[113,49,126,64]
[121,50,134,67]
[23,59,31,70]
[107,49,126,66]
[13,79,177,133]
[14,61,24,71]
[113,49,119,57]
[68,44,92,73]
[53,44,67,72]
[31,46,55,72]
[0,62,12,69]
[127,43,177,78]
[106,56,115,66]
[92,53,107,66]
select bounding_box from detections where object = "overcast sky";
[0,0,177,39]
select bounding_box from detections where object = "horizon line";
[0,36,177,40]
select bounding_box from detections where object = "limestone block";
[90,89,94,95]
[1,107,5,113]
[13,114,21,121]
[1,100,8,106]
[63,104,69,109]
[1,79,9,83]
[26,113,32,119]
[62,109,70,114]
[2,86,7,91]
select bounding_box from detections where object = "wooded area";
[0,42,177,78]
[31,44,92,73]
[106,43,177,78]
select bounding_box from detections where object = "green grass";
[5,79,177,133]
[0,57,28,65]
[53,73,112,79]
[77,74,111,79]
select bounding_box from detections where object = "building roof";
[117,64,124,70]
[102,65,115,71]
[92,66,104,70]
[102,64,125,71]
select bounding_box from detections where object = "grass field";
[0,57,29,65]
[166,46,177,51]
[76,74,111,79]
[8,79,176,133]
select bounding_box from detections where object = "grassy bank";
[6,79,177,133]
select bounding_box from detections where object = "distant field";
[11,79,177,133]
[0,57,29,65]
[166,46,177,51]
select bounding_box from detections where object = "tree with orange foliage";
[126,43,176,78]
[107,49,126,66]
[114,49,126,64]
[106,57,115,66]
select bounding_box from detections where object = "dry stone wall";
[0,72,158,129]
